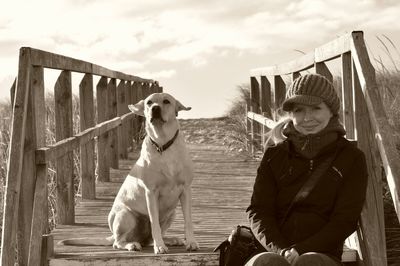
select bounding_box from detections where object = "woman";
[245,74,368,266]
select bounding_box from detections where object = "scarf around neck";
[282,116,346,159]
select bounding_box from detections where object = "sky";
[1,0,400,118]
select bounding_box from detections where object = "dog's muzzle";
[150,106,165,123]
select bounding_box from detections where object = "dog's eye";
[163,99,170,104]
[147,100,153,105]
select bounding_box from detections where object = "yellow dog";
[61,93,199,254]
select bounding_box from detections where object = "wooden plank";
[351,31,400,225]
[36,117,123,164]
[1,47,32,266]
[353,62,387,266]
[251,52,315,77]
[341,52,355,139]
[55,70,75,225]
[108,78,119,168]
[50,253,219,266]
[28,47,153,83]
[314,32,352,62]
[250,32,353,77]
[247,111,277,129]
[79,74,96,200]
[97,76,110,182]
[117,80,127,160]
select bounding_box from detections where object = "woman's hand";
[283,248,299,264]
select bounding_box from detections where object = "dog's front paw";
[185,238,199,251]
[126,242,142,251]
[154,242,169,254]
[164,236,185,246]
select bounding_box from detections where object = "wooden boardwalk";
[49,144,259,265]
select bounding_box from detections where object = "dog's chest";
[157,156,187,184]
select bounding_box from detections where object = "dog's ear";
[128,100,145,117]
[175,100,191,116]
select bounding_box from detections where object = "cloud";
[136,69,177,80]
[1,0,400,118]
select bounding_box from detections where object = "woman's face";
[290,102,333,135]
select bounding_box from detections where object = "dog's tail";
[58,235,114,246]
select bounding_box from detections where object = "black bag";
[213,225,259,266]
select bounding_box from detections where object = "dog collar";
[149,130,180,154]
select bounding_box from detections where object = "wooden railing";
[0,47,161,266]
[247,31,400,266]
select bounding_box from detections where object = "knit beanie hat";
[282,74,340,115]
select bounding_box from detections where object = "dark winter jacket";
[246,136,368,260]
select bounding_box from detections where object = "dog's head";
[128,93,191,125]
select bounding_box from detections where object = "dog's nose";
[151,105,162,118]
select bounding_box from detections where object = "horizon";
[1,0,400,118]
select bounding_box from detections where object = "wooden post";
[10,78,16,110]
[117,80,128,159]
[246,102,251,152]
[16,66,44,265]
[260,76,272,119]
[79,74,96,200]
[341,52,355,139]
[250,77,261,153]
[272,75,286,119]
[27,164,47,266]
[25,66,47,266]
[96,76,110,182]
[137,82,144,101]
[260,76,271,152]
[351,31,400,225]
[1,47,31,266]
[126,81,134,151]
[315,62,333,82]
[144,82,150,98]
[353,62,387,266]
[136,82,145,143]
[131,82,139,146]
[108,78,119,168]
[315,63,341,114]
[291,72,301,81]
[54,70,74,225]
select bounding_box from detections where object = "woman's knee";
[293,252,341,266]
[245,252,290,266]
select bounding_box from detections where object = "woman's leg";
[293,252,342,266]
[245,252,291,266]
